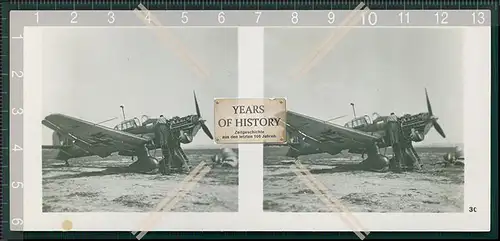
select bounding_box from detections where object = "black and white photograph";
[263,28,466,213]
[40,27,239,212]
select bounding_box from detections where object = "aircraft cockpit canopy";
[344,115,372,129]
[114,117,141,131]
[140,115,150,125]
[141,115,158,127]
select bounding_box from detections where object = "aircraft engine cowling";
[179,131,193,144]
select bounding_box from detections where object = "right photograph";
[263,27,465,213]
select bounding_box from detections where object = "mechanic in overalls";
[386,113,403,173]
[155,115,173,175]
[172,129,191,174]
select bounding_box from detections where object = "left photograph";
[41,27,239,212]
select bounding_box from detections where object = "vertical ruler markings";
[9,11,25,232]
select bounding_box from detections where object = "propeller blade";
[432,120,446,138]
[425,88,433,116]
[193,90,201,117]
[425,88,445,138]
[192,90,212,139]
[201,122,214,140]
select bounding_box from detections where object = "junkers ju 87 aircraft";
[281,89,446,171]
[42,91,213,172]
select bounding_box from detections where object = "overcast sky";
[264,28,466,146]
[41,27,238,147]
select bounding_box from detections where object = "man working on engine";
[168,128,191,174]
[155,115,173,175]
[386,112,403,173]
[155,115,192,174]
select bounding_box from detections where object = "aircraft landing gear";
[359,145,390,172]
[360,154,390,172]
[401,143,423,171]
[128,155,159,173]
[128,146,159,173]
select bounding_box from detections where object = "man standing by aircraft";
[156,115,173,175]
[155,115,191,174]
[173,129,191,173]
[387,112,403,172]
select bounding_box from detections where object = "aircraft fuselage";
[283,88,445,171]
[286,112,435,158]
[46,114,204,160]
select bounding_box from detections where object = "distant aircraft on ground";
[42,91,213,172]
[210,148,239,168]
[281,88,446,171]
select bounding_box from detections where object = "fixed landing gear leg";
[177,147,191,173]
[401,143,421,171]
[64,160,70,167]
[129,154,158,173]
[410,144,423,170]
[128,146,159,173]
[360,145,390,172]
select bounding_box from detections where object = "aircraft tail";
[52,131,73,146]
[42,131,87,160]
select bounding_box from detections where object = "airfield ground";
[43,146,463,213]
[263,146,464,213]
[42,148,238,212]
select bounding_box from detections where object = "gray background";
[264,28,464,146]
[41,27,238,148]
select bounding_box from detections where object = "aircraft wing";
[42,113,150,158]
[284,111,382,149]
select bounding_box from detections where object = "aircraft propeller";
[425,88,446,138]
[193,91,214,140]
